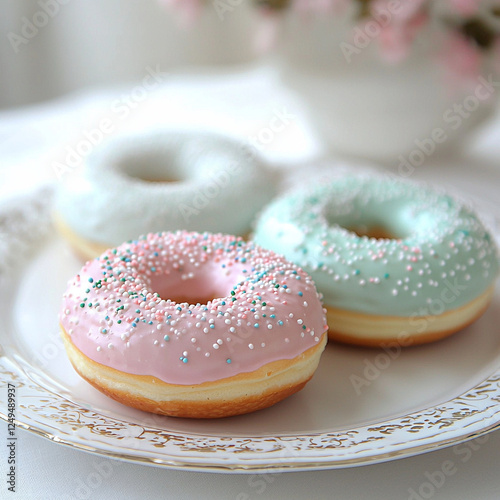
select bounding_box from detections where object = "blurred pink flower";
[379,12,428,64]
[440,32,483,91]
[366,3,428,64]
[253,11,282,53]
[446,0,481,16]
[158,0,498,79]
[159,0,203,27]
[361,0,428,63]
[371,0,427,23]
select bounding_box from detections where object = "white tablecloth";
[1,66,499,500]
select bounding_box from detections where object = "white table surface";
[1,65,500,500]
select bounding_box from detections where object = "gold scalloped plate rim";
[4,412,500,473]
[2,354,500,473]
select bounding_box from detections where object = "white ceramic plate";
[1,187,500,473]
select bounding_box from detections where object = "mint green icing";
[253,176,499,316]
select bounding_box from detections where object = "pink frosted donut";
[60,231,328,418]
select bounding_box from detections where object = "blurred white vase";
[275,13,495,163]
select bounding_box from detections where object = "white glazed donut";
[54,131,277,260]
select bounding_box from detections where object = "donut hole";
[323,197,413,240]
[345,224,399,240]
[118,150,188,184]
[153,278,231,305]
[138,177,178,184]
[325,212,406,240]
[149,266,247,306]
[166,292,221,305]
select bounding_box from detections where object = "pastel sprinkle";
[60,231,327,387]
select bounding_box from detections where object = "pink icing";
[60,231,328,385]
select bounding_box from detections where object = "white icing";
[55,131,277,245]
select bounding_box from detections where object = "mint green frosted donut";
[253,176,499,318]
